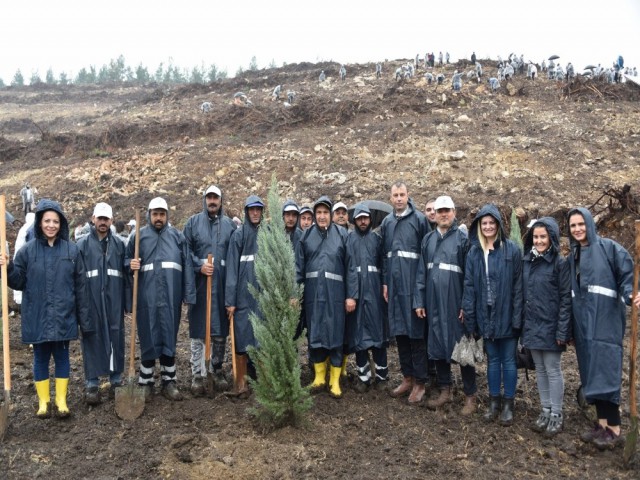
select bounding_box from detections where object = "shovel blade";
[115,384,145,421]
[0,398,9,442]
[624,416,639,465]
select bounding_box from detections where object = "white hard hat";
[92,202,113,219]
[148,197,168,211]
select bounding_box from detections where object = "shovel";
[224,311,248,397]
[0,195,11,440]
[115,211,145,420]
[624,219,640,464]
[204,254,215,396]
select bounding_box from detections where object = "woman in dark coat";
[462,204,523,426]
[521,218,571,436]
[1,199,90,418]
[568,207,634,449]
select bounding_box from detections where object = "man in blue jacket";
[127,197,196,401]
[225,195,265,396]
[380,181,430,404]
[78,202,127,405]
[183,185,237,396]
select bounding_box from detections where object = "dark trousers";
[355,347,388,383]
[396,335,427,384]
[309,347,342,367]
[434,359,477,396]
[594,400,621,426]
[33,341,70,381]
[139,354,175,386]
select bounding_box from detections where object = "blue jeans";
[484,337,517,399]
[33,341,70,381]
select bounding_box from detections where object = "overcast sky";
[1,1,639,84]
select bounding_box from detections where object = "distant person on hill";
[471,52,477,65]
[233,92,252,106]
[438,52,443,66]
[437,73,445,85]
[504,64,514,80]
[114,219,129,245]
[541,59,547,72]
[445,52,450,64]
[20,182,36,216]
[319,70,326,82]
[488,77,500,92]
[200,102,212,113]
[395,67,404,82]
[475,62,483,80]
[376,63,382,78]
[287,90,296,104]
[339,65,346,81]
[452,71,463,91]
[272,84,282,101]
[425,72,434,85]
[566,63,575,81]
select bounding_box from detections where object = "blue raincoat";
[225,195,263,353]
[380,198,429,339]
[77,226,127,379]
[521,217,571,352]
[414,221,469,361]
[6,199,91,344]
[567,207,633,404]
[183,194,237,339]
[125,211,196,361]
[345,204,388,353]
[462,204,523,339]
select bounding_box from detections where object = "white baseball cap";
[93,202,113,219]
[205,185,222,197]
[127,219,136,227]
[332,201,348,213]
[148,197,168,211]
[434,195,455,210]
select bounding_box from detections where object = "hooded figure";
[345,204,388,388]
[126,197,196,400]
[567,208,633,407]
[462,204,522,425]
[225,195,264,354]
[282,199,302,245]
[183,186,237,393]
[4,198,90,418]
[521,217,571,436]
[522,217,571,352]
[296,195,358,398]
[77,208,128,398]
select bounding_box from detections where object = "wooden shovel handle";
[204,254,213,362]
[629,220,640,417]
[0,195,10,392]
[127,211,141,379]
[229,312,237,385]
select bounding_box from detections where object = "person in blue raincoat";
[414,196,475,415]
[567,207,634,449]
[380,181,430,404]
[1,199,91,419]
[183,185,237,396]
[521,217,571,437]
[225,195,264,395]
[282,199,303,245]
[77,202,127,406]
[345,204,388,392]
[127,197,196,401]
[296,196,358,399]
[463,204,523,426]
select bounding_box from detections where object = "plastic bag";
[452,336,476,366]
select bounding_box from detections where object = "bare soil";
[1,59,640,478]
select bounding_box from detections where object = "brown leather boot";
[408,383,426,405]
[389,376,414,398]
[426,387,452,410]
[461,395,476,416]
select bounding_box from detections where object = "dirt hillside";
[1,59,640,479]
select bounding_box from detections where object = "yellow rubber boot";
[310,360,327,392]
[35,379,51,418]
[329,366,343,399]
[340,355,349,378]
[55,378,70,418]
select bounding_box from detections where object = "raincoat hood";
[523,216,561,253]
[567,207,598,247]
[353,203,372,235]
[34,199,70,242]
[243,195,264,226]
[313,195,333,224]
[468,204,506,247]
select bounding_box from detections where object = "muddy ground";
[1,59,640,478]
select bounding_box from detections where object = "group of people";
[0,182,637,452]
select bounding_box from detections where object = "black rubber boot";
[483,395,501,422]
[500,397,514,426]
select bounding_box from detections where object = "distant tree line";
[0,54,235,87]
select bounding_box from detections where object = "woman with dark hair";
[1,199,90,418]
